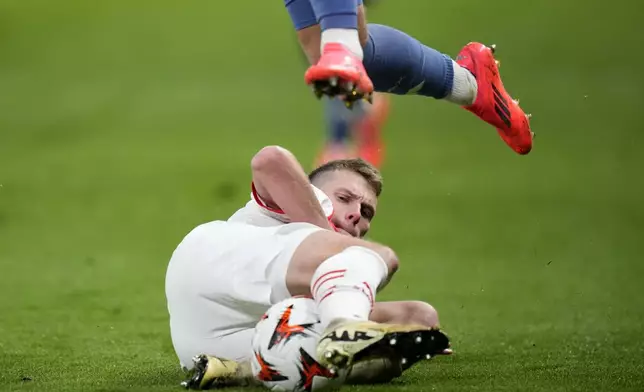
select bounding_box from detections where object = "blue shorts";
[285,0,364,30]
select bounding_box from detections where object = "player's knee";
[286,231,398,297]
[349,245,398,278]
[403,301,440,328]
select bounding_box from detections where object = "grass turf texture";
[1,0,643,391]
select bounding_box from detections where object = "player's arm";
[251,146,334,231]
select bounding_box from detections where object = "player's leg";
[281,229,450,371]
[182,301,445,389]
[286,0,376,161]
[361,25,533,154]
[285,0,374,106]
[289,16,358,167]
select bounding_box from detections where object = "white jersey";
[166,183,333,367]
[227,183,335,226]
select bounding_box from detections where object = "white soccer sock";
[321,28,364,60]
[446,60,478,106]
[310,246,388,328]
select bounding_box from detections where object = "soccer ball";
[250,297,347,392]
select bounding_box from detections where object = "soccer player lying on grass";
[287,0,534,155]
[165,146,451,389]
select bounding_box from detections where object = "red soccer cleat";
[305,43,374,109]
[456,42,534,155]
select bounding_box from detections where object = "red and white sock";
[310,246,388,328]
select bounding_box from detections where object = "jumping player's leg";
[288,2,533,154]
[286,0,373,105]
[288,1,381,167]
[290,3,469,104]
[291,4,470,103]
[361,26,533,153]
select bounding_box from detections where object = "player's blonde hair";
[308,159,383,197]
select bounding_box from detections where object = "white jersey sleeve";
[227,183,334,227]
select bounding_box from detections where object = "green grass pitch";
[1,0,643,391]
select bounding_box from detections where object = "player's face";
[316,170,378,238]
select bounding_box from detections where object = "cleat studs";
[415,336,423,344]
[425,354,432,360]
[430,335,435,341]
[389,338,397,346]
[325,351,334,359]
[527,113,532,119]
[329,367,337,375]
[365,93,373,104]
[513,98,520,105]
[345,100,354,109]
[330,77,338,87]
[495,59,501,67]
[401,358,408,365]
[489,44,497,53]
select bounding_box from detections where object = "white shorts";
[165,220,322,368]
